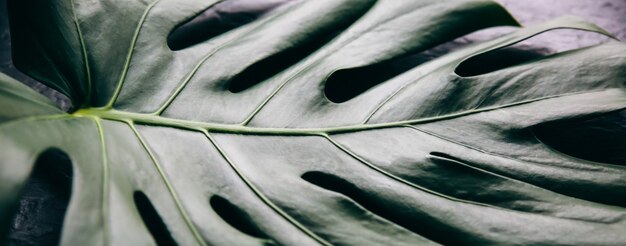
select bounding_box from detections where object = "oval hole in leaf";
[533,109,626,166]
[301,171,448,243]
[321,26,524,103]
[455,46,546,77]
[133,191,177,246]
[7,148,73,245]
[323,54,431,103]
[227,31,339,93]
[209,195,270,240]
[455,29,612,77]
[429,151,466,164]
[167,0,293,51]
[228,0,376,93]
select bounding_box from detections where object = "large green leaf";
[2,0,626,245]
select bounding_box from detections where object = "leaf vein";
[92,117,110,245]
[322,133,545,211]
[128,121,207,246]
[106,0,162,108]
[70,0,92,106]
[155,1,297,115]
[202,130,331,245]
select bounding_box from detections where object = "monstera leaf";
[2,0,626,245]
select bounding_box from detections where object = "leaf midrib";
[73,89,612,135]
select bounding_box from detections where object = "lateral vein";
[202,130,331,245]
[106,0,162,108]
[70,0,92,106]
[128,121,207,246]
[92,117,110,246]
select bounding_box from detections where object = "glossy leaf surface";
[2,0,626,245]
